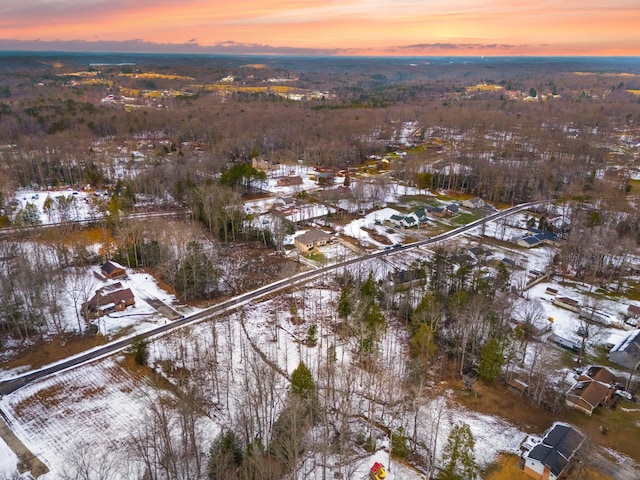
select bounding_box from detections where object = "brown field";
[119,72,195,81]
[456,379,640,462]
[483,453,613,480]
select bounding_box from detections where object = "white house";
[523,423,584,480]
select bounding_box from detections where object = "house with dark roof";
[388,208,429,229]
[446,203,459,214]
[294,229,333,254]
[552,296,580,313]
[608,329,640,369]
[426,204,447,218]
[389,214,405,228]
[515,228,562,249]
[565,366,616,415]
[83,286,135,319]
[523,423,585,480]
[101,260,127,279]
[388,268,424,284]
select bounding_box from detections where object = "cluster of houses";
[389,203,459,228]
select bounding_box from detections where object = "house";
[517,236,544,248]
[276,176,303,187]
[275,196,296,208]
[412,207,429,225]
[101,260,127,279]
[313,172,333,185]
[468,246,492,262]
[388,208,430,229]
[83,285,135,319]
[552,296,580,313]
[502,257,518,268]
[522,423,585,480]
[252,156,276,172]
[565,366,616,415]
[446,203,459,214]
[608,329,640,369]
[388,268,423,284]
[389,214,405,228]
[294,229,333,254]
[426,204,447,218]
[515,228,562,249]
[627,304,640,319]
[462,197,485,209]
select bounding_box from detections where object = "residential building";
[294,229,333,254]
[462,197,485,209]
[552,297,580,313]
[523,423,585,480]
[608,329,640,369]
[83,285,135,319]
[565,366,616,415]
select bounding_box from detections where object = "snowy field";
[0,263,200,381]
[14,188,98,224]
[0,275,529,479]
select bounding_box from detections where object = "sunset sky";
[1,0,639,56]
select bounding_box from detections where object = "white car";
[615,389,633,400]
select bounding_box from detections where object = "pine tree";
[290,361,315,399]
[208,430,244,480]
[337,285,352,320]
[438,423,478,480]
[477,338,504,383]
[131,336,148,365]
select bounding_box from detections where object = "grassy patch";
[454,380,554,432]
[483,453,530,480]
[452,212,478,225]
[624,280,640,301]
[306,251,325,263]
[0,333,106,372]
[361,227,392,245]
[561,398,640,461]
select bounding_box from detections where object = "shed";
[101,260,127,279]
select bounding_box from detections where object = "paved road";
[583,446,639,480]
[0,201,541,396]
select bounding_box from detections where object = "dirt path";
[143,296,183,320]
[0,409,49,477]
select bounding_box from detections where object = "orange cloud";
[0,0,638,55]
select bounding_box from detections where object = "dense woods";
[2,55,640,480]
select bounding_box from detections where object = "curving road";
[0,201,542,396]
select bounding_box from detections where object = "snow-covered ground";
[0,263,200,382]
[0,275,531,479]
[13,188,97,224]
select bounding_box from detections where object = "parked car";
[615,389,633,400]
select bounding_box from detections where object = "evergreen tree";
[131,336,148,365]
[290,361,315,399]
[477,338,504,383]
[208,430,244,480]
[438,423,478,480]
[337,284,352,320]
[391,426,409,458]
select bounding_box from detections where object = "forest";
[1,54,640,480]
